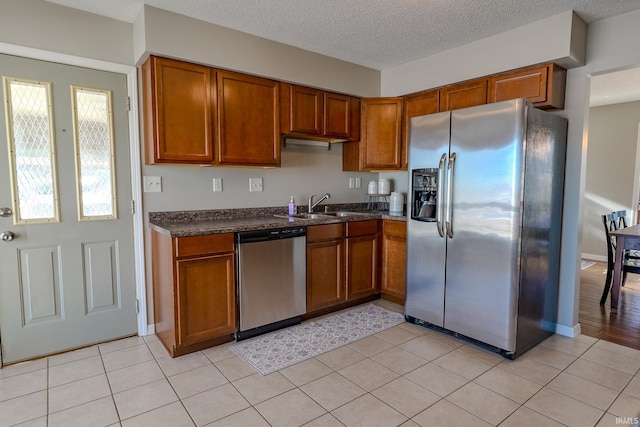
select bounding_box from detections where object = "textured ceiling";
[44,0,640,71]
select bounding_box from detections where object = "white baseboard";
[555,322,581,338]
[582,253,606,263]
[143,324,155,336]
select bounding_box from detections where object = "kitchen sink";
[324,211,373,217]
[274,211,374,220]
[274,213,331,220]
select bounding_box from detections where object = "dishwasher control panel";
[237,227,306,243]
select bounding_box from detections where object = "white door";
[0,54,137,365]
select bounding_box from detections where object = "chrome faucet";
[308,193,331,213]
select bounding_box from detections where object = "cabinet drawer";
[307,223,344,242]
[175,233,234,258]
[383,220,406,237]
[346,220,378,237]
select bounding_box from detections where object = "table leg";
[611,236,625,313]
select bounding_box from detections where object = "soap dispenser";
[288,196,296,215]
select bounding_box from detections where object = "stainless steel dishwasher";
[235,226,306,340]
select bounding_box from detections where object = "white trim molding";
[555,322,582,338]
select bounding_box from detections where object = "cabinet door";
[176,253,236,347]
[361,97,403,170]
[216,70,280,166]
[142,56,214,164]
[488,63,566,110]
[281,83,323,136]
[307,239,345,311]
[440,78,488,112]
[381,221,407,301]
[346,234,378,300]
[324,92,351,139]
[402,90,439,169]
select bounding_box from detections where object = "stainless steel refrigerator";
[405,99,567,358]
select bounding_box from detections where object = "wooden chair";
[614,210,630,228]
[600,212,640,304]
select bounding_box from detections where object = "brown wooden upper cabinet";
[280,83,360,142]
[402,89,439,169]
[216,70,280,166]
[440,78,488,112]
[488,63,566,110]
[142,56,215,164]
[142,55,280,166]
[343,97,403,171]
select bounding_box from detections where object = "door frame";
[0,42,148,337]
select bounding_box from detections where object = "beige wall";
[135,6,380,97]
[0,0,133,65]
[380,11,586,97]
[582,101,640,259]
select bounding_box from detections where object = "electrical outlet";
[355,177,362,188]
[143,176,162,193]
[212,178,222,192]
[349,177,355,189]
[249,177,263,192]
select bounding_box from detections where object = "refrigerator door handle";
[436,153,447,237]
[446,152,456,238]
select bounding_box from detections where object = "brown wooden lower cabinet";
[306,223,345,312]
[306,220,380,314]
[345,220,379,299]
[381,220,407,303]
[152,231,236,357]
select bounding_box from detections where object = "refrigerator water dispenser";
[411,168,438,221]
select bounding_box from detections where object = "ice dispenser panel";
[411,168,438,221]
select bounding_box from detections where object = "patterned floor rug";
[230,304,406,375]
[581,260,597,270]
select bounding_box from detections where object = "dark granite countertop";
[149,204,407,237]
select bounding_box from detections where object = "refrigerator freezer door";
[443,100,526,352]
[405,111,451,326]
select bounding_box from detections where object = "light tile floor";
[1,300,640,427]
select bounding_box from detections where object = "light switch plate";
[213,178,222,192]
[249,177,263,192]
[143,176,162,193]
[349,177,355,189]
[355,177,362,188]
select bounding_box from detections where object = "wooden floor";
[579,260,640,350]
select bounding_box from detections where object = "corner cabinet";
[380,220,406,303]
[142,56,215,164]
[343,97,403,171]
[152,231,236,357]
[280,83,360,142]
[142,55,280,166]
[217,70,280,166]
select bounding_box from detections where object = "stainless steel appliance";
[405,99,567,358]
[236,227,306,340]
